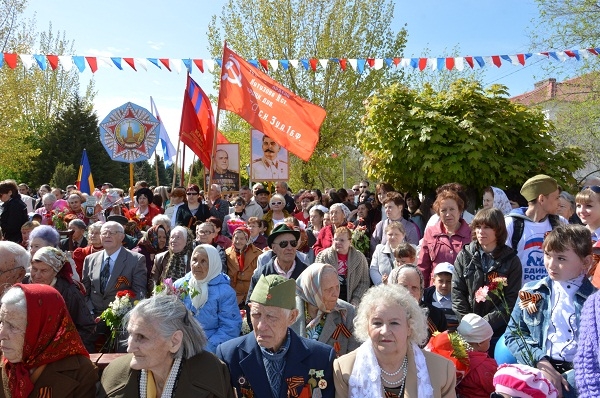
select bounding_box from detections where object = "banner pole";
[181,146,186,187]
[129,163,134,202]
[172,137,181,190]
[209,40,228,190]
[188,155,196,186]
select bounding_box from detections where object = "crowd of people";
[0,174,598,397]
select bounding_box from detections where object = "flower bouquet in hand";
[98,290,138,352]
[51,209,68,231]
[475,277,536,367]
[154,278,199,300]
[351,225,370,255]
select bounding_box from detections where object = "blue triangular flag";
[33,54,46,70]
[73,56,86,72]
[147,58,161,69]
[182,59,192,73]
[474,57,485,67]
[356,59,366,74]
[280,59,289,70]
[111,57,123,70]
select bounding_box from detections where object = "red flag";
[179,75,228,169]
[218,45,326,162]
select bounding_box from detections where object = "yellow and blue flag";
[76,149,94,194]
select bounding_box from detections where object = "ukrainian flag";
[76,149,94,194]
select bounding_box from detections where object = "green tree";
[49,162,77,189]
[208,0,407,189]
[358,79,584,194]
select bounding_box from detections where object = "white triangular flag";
[268,59,279,71]
[58,55,73,71]
[19,54,34,69]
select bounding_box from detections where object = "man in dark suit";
[217,275,335,398]
[59,219,88,251]
[82,221,147,317]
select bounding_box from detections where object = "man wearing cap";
[423,262,459,329]
[245,224,309,302]
[505,174,566,286]
[216,274,335,398]
[254,188,272,214]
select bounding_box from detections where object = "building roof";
[510,73,600,106]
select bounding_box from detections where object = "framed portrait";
[205,143,241,193]
[250,129,289,181]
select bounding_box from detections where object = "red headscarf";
[3,284,89,398]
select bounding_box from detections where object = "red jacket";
[456,350,497,398]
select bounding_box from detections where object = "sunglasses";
[353,188,360,192]
[270,201,283,206]
[186,192,199,196]
[359,185,367,188]
[274,239,298,248]
[233,201,244,205]
[582,185,600,194]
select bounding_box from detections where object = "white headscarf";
[188,244,222,309]
[491,187,512,215]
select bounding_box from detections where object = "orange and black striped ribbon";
[331,323,352,340]
[286,376,305,398]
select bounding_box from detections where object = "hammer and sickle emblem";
[222,55,242,87]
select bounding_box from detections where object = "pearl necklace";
[380,355,408,387]
[139,357,182,398]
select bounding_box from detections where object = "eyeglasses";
[234,201,244,206]
[101,230,123,237]
[582,185,600,194]
[197,230,214,235]
[273,239,298,248]
[186,192,199,196]
[270,201,283,206]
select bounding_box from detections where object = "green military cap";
[249,274,296,310]
[520,174,558,202]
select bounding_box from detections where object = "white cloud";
[147,41,165,51]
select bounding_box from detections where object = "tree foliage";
[207,0,406,189]
[49,162,77,189]
[358,79,584,194]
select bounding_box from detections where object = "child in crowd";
[576,185,600,242]
[456,314,498,398]
[505,224,595,398]
[393,242,417,266]
[492,364,558,398]
[423,262,459,330]
[247,217,267,250]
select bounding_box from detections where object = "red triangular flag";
[465,56,474,68]
[309,58,318,71]
[517,54,526,66]
[366,58,375,68]
[339,59,347,70]
[491,55,502,68]
[46,55,59,70]
[445,58,455,70]
[85,57,98,73]
[193,59,204,73]
[159,58,171,71]
[418,58,427,71]
[393,57,401,66]
[123,58,137,71]
[259,59,269,71]
[4,53,17,69]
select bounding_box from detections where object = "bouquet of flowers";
[351,225,370,255]
[51,209,68,231]
[227,218,247,235]
[99,290,138,352]
[154,278,199,300]
[475,276,536,367]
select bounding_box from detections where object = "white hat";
[457,313,493,343]
[433,262,454,275]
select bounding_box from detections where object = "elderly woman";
[72,221,103,278]
[99,293,235,397]
[129,187,161,230]
[151,226,194,288]
[0,180,28,243]
[34,193,58,225]
[314,203,352,256]
[28,225,60,256]
[65,190,89,224]
[132,225,169,281]
[174,244,240,353]
[225,227,263,307]
[315,226,369,306]
[333,284,456,398]
[482,186,512,215]
[418,189,471,286]
[389,265,448,340]
[0,284,97,397]
[263,193,290,235]
[151,214,172,233]
[176,184,210,229]
[26,247,96,352]
[370,221,408,285]
[292,263,359,356]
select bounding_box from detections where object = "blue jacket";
[216,329,335,398]
[174,272,241,353]
[505,276,595,365]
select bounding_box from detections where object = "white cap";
[433,262,454,275]
[457,313,493,343]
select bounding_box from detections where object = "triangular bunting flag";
[135,58,148,71]
[268,59,279,71]
[319,59,328,70]
[46,55,59,70]
[289,59,299,69]
[159,58,172,71]
[205,59,215,72]
[148,58,162,69]
[33,54,47,70]
[19,54,34,69]
[123,57,136,71]
[111,57,123,70]
[71,56,85,72]
[309,58,318,71]
[58,55,73,71]
[280,59,289,70]
[259,59,268,70]
[193,59,204,73]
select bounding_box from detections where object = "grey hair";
[1,286,27,312]
[252,183,264,190]
[354,284,428,346]
[560,191,576,213]
[68,219,87,230]
[211,184,222,194]
[29,225,60,248]
[171,226,187,240]
[88,221,103,234]
[125,293,207,359]
[42,193,57,204]
[152,214,171,229]
[330,203,351,220]
[102,221,124,234]
[0,242,30,270]
[389,264,424,295]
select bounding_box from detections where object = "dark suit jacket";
[216,329,335,398]
[60,236,88,251]
[99,352,235,398]
[82,248,147,315]
[0,355,97,398]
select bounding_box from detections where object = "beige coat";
[315,246,370,306]
[333,345,457,398]
[225,244,263,305]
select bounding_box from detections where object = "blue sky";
[22,0,569,163]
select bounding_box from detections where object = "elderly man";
[240,185,263,220]
[60,218,88,251]
[206,149,240,192]
[252,135,288,180]
[0,241,28,296]
[217,274,335,398]
[207,184,230,222]
[246,224,308,301]
[81,221,147,318]
[275,181,296,214]
[254,188,271,215]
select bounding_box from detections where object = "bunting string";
[1,48,598,74]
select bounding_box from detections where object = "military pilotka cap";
[520,174,558,202]
[249,274,296,310]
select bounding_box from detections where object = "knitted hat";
[267,223,300,247]
[493,364,558,398]
[249,274,296,310]
[233,226,250,240]
[574,290,600,396]
[32,247,67,273]
[457,313,493,343]
[433,262,454,275]
[520,174,558,202]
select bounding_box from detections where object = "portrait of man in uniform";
[250,129,289,181]
[205,144,240,192]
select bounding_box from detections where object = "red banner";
[218,45,326,162]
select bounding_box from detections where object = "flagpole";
[172,137,181,190]
[209,40,228,190]
[154,153,160,186]
[181,145,186,187]
[188,154,195,186]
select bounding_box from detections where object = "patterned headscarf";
[330,203,351,220]
[491,187,513,215]
[4,284,88,398]
[165,226,194,281]
[31,247,67,273]
[141,225,169,254]
[295,262,345,329]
